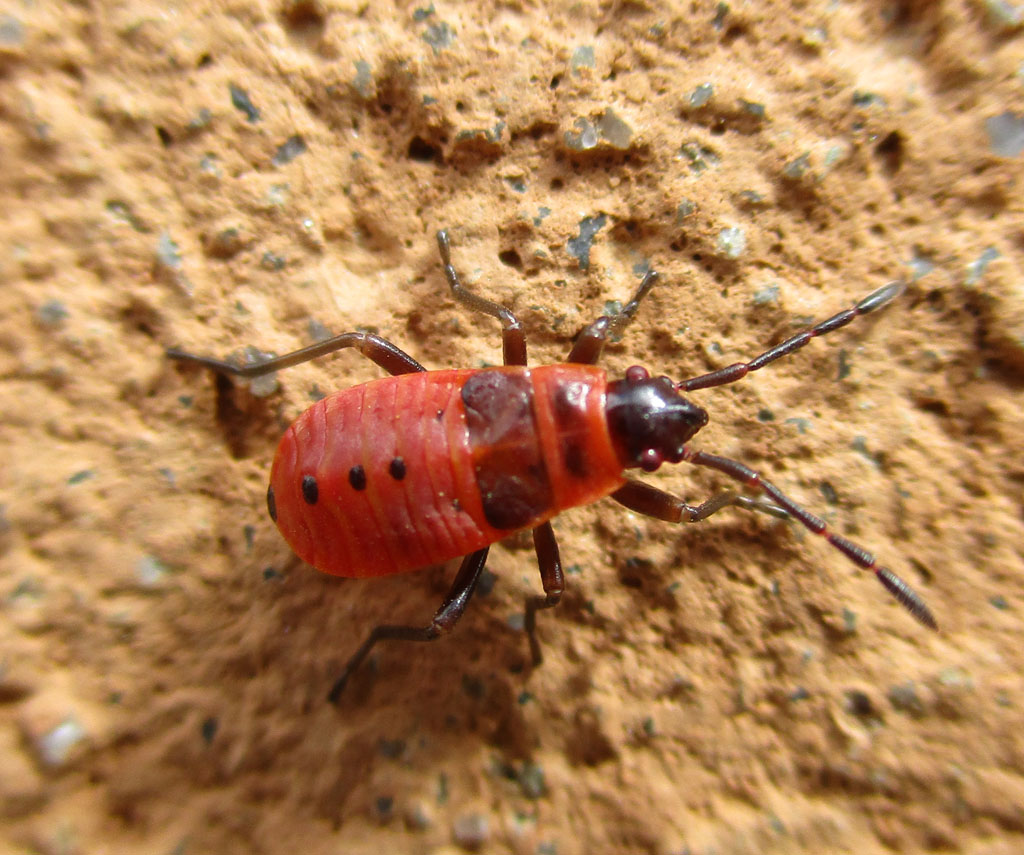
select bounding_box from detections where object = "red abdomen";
[268,365,626,577]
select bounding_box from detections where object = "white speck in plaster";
[39,718,87,767]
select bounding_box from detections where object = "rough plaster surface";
[2,1,1023,853]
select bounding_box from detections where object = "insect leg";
[168,331,426,378]
[684,449,937,629]
[611,478,789,522]
[327,547,490,703]
[436,229,527,366]
[680,281,904,392]
[567,269,659,365]
[524,521,564,666]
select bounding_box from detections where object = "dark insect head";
[605,365,709,472]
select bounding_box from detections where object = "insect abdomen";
[270,370,487,576]
[269,365,625,578]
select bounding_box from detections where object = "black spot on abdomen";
[302,475,319,505]
[348,465,367,490]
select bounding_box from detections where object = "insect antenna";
[678,281,905,392]
[683,448,937,629]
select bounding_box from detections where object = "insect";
[168,230,937,701]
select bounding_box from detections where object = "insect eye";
[625,365,650,384]
[639,448,663,472]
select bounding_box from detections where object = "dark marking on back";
[349,464,367,490]
[554,380,592,479]
[389,457,406,480]
[462,369,552,530]
[563,441,588,478]
[301,475,319,505]
[267,485,278,521]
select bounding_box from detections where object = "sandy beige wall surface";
[1,1,1023,853]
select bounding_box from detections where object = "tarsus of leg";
[567,269,660,365]
[607,269,660,337]
[684,447,937,630]
[611,479,789,523]
[680,281,905,392]
[167,331,425,378]
[436,229,527,367]
[327,547,490,703]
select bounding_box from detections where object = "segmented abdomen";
[268,365,625,578]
